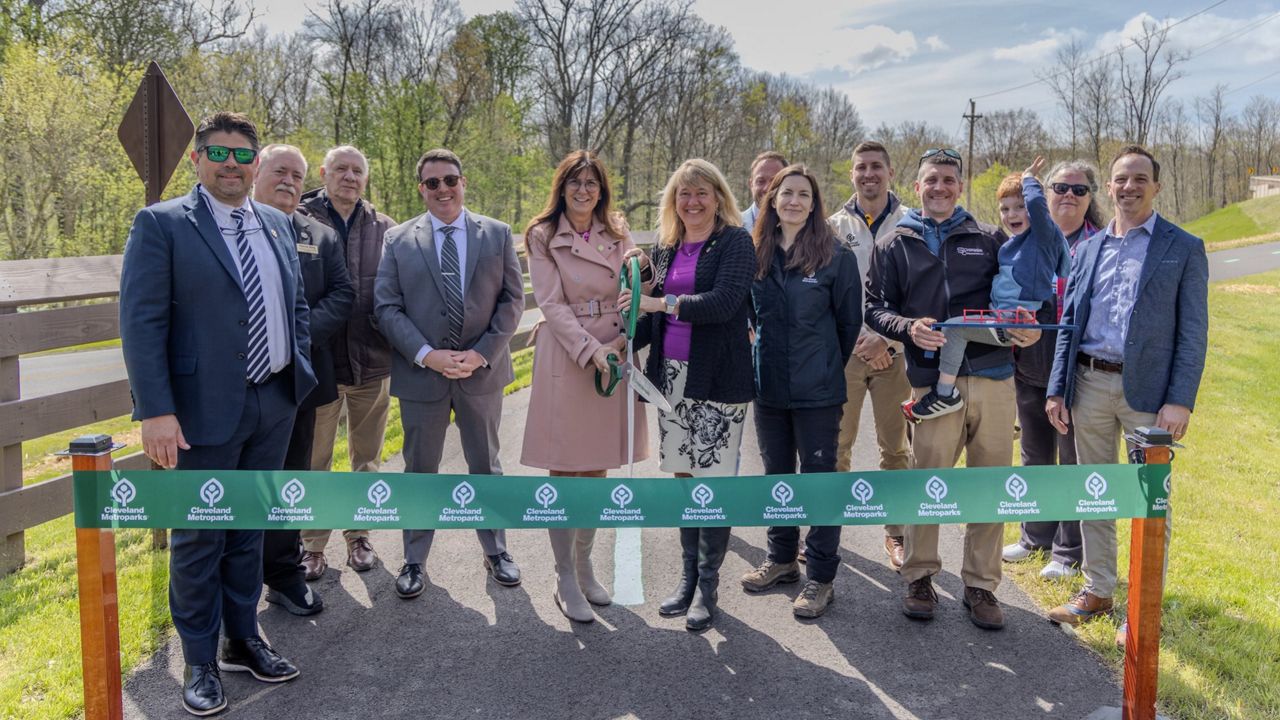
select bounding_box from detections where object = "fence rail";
[0,228,655,574]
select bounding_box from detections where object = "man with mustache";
[253,144,354,616]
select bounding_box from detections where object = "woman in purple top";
[619,158,755,632]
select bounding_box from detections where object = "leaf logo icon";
[452,481,475,508]
[1163,473,1171,495]
[110,478,137,507]
[611,484,634,508]
[771,481,794,507]
[851,478,874,504]
[925,476,948,503]
[281,478,306,507]
[367,479,391,508]
[692,483,714,508]
[1085,472,1108,500]
[200,478,225,507]
[535,482,559,509]
[1005,474,1028,501]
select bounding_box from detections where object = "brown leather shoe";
[346,537,378,572]
[301,551,327,581]
[1047,589,1113,626]
[883,535,905,571]
[902,577,937,620]
[963,586,1005,630]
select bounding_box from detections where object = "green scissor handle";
[594,352,622,397]
[595,255,643,397]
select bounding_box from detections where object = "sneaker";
[902,389,963,423]
[265,582,324,616]
[1047,589,1113,626]
[792,579,834,618]
[902,577,937,620]
[962,586,1005,630]
[1002,542,1033,562]
[740,559,801,593]
[1039,560,1080,580]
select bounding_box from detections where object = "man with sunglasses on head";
[865,148,1041,631]
[296,145,396,579]
[120,112,317,715]
[375,148,524,599]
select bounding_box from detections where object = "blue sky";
[258,0,1280,133]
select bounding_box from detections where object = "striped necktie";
[231,208,272,384]
[440,224,464,349]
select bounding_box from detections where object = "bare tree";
[975,108,1050,170]
[1196,84,1228,208]
[305,0,396,145]
[1039,38,1086,156]
[1155,99,1191,218]
[1238,94,1280,180]
[1078,54,1116,167]
[1117,17,1188,146]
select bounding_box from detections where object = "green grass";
[0,346,533,719]
[1185,194,1280,249]
[1005,270,1280,720]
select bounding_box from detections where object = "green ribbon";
[74,464,1169,530]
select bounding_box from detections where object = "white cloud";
[993,36,1063,63]
[924,35,949,52]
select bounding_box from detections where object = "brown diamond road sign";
[117,61,194,206]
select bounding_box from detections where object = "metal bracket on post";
[63,434,125,720]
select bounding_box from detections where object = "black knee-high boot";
[687,527,731,632]
[659,528,700,616]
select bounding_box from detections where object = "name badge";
[296,243,319,255]
[802,275,819,284]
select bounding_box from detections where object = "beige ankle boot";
[574,528,612,606]
[549,529,593,622]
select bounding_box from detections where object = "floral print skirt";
[657,359,748,476]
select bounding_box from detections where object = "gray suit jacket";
[1047,215,1209,413]
[375,209,522,403]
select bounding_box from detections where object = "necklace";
[680,240,703,257]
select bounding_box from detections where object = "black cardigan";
[634,225,755,404]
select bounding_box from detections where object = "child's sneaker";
[901,389,964,423]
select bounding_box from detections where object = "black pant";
[754,403,843,583]
[1014,378,1082,565]
[262,406,316,590]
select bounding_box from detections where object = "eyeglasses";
[420,174,461,190]
[1050,182,1092,197]
[567,178,600,192]
[918,148,963,170]
[201,145,258,164]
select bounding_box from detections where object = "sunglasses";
[201,145,258,164]
[1050,182,1092,197]
[419,174,461,190]
[919,148,963,170]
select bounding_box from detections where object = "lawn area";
[0,346,533,719]
[1004,270,1280,720]
[1184,194,1280,250]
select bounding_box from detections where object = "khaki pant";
[837,353,912,537]
[1070,366,1171,599]
[301,377,391,552]
[902,376,1014,592]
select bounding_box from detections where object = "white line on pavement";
[613,527,644,605]
[1222,258,1240,263]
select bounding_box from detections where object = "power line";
[1225,67,1280,96]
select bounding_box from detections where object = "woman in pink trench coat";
[521,151,649,623]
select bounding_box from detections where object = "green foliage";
[965,162,1014,227]
[1184,194,1280,244]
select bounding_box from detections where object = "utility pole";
[963,98,982,209]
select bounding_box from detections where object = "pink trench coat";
[520,215,650,471]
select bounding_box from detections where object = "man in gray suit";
[375,148,524,599]
[1044,144,1208,645]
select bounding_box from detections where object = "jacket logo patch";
[802,273,819,284]
[955,246,986,256]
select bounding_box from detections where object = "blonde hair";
[657,159,742,248]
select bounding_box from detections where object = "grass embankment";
[0,346,534,719]
[1184,194,1280,251]
[1004,270,1280,720]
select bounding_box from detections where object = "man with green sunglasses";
[201,144,259,164]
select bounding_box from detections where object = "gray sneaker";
[741,559,801,593]
[792,579,834,618]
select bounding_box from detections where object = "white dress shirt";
[415,209,482,366]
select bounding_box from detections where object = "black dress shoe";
[265,582,324,616]
[396,563,426,599]
[218,637,299,683]
[484,552,522,586]
[182,662,227,716]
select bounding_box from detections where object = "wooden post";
[72,439,124,720]
[1,305,23,574]
[1122,444,1172,720]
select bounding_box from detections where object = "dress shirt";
[199,186,290,374]
[1079,211,1159,363]
[742,203,759,233]
[416,209,486,367]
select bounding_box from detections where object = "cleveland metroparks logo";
[367,479,392,508]
[280,478,306,507]
[200,478,225,506]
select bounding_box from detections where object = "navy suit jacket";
[1047,215,1209,413]
[294,213,354,411]
[120,185,318,446]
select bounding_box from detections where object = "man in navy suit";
[120,112,317,716]
[1044,144,1208,644]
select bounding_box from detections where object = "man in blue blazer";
[120,112,317,716]
[1044,145,1208,644]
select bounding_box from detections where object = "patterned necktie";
[439,224,464,349]
[231,208,272,384]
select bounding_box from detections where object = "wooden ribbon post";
[1122,438,1173,720]
[68,435,124,720]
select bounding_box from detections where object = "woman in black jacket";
[739,165,861,619]
[619,158,754,632]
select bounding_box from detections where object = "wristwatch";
[664,294,678,314]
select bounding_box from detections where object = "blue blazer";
[120,186,317,445]
[1046,215,1208,413]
